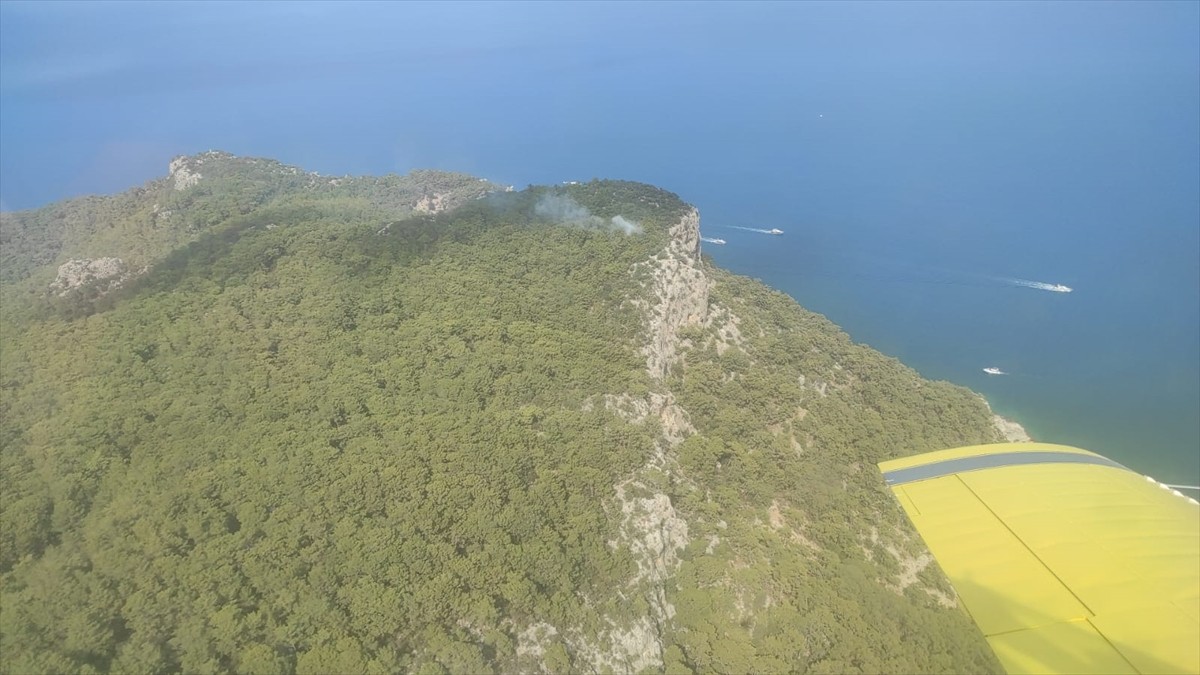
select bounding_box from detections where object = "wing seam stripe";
[883,451,1128,486]
[953,473,1098,619]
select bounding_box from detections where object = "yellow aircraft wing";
[879,442,1199,674]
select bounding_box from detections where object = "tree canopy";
[0,155,1000,673]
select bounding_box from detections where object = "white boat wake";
[999,277,1073,293]
[727,225,784,235]
[701,237,726,245]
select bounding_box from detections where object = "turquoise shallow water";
[3,3,1197,484]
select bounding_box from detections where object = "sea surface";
[2,2,1197,484]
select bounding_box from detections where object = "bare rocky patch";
[50,257,133,296]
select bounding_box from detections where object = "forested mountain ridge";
[0,151,502,288]
[0,154,1003,673]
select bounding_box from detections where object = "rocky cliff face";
[539,208,728,673]
[556,206,1005,672]
[521,209,715,673]
[992,414,1031,442]
[413,192,450,214]
[638,209,709,380]
[49,257,130,296]
[979,396,1033,442]
[168,156,203,191]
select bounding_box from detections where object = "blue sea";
[2,2,1197,485]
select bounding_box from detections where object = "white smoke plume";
[534,193,593,223]
[609,215,641,235]
[534,193,643,235]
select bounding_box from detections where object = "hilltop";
[0,153,1004,673]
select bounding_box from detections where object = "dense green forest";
[1,154,1002,673]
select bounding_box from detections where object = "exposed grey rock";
[50,257,128,296]
[516,622,559,665]
[413,192,450,214]
[600,392,695,445]
[636,209,709,380]
[168,157,202,191]
[976,395,1033,442]
[992,414,1032,442]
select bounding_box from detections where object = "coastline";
[979,395,1033,443]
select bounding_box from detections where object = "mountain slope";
[0,154,1001,673]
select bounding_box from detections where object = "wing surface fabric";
[879,442,1199,674]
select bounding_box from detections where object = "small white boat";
[1048,284,1073,293]
[768,228,784,235]
[702,237,726,245]
[983,367,1006,376]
